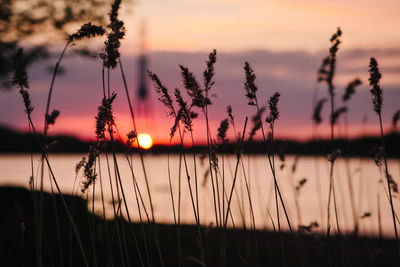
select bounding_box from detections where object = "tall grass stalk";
[243,62,293,234]
[104,152,129,267]
[179,53,222,252]
[13,48,89,267]
[377,194,383,239]
[29,116,90,266]
[167,148,184,266]
[227,106,262,231]
[118,60,167,266]
[148,71,206,263]
[102,88,147,266]
[34,23,106,265]
[368,57,399,249]
[319,27,342,236]
[96,157,115,267]
[312,76,328,227]
[342,78,362,234]
[224,117,248,228]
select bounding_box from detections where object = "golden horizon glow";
[138,133,153,149]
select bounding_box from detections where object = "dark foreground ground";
[0,186,398,267]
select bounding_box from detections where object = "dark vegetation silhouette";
[0,0,118,89]
[1,0,400,266]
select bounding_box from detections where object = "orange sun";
[137,133,153,149]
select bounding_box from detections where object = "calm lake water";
[1,154,399,237]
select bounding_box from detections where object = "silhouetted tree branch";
[0,0,132,90]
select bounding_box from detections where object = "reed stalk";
[368,57,399,250]
[243,62,293,234]
[318,28,342,236]
[149,71,206,263]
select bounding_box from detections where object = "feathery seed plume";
[393,110,400,128]
[12,48,34,115]
[210,145,219,172]
[313,98,327,124]
[327,27,342,97]
[68,22,106,42]
[227,105,234,125]
[81,145,100,193]
[217,119,229,143]
[174,88,193,132]
[266,92,280,124]
[317,56,330,83]
[180,65,208,108]
[327,149,341,163]
[331,106,347,125]
[170,108,183,139]
[12,48,29,89]
[126,130,137,146]
[148,70,175,116]
[248,106,265,141]
[368,57,383,115]
[373,146,384,167]
[46,110,60,125]
[244,62,258,106]
[101,0,125,69]
[76,157,86,174]
[203,49,217,93]
[95,93,117,140]
[343,78,362,101]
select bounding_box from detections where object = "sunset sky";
[1,0,399,144]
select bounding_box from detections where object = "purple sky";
[1,48,399,144]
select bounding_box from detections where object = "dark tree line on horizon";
[1,124,399,157]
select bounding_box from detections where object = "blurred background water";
[1,154,399,237]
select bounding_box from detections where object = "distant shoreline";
[1,125,399,157]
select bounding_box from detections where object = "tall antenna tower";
[136,20,150,116]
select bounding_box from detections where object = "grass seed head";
[217,118,229,143]
[46,109,60,125]
[170,108,183,139]
[393,110,400,129]
[343,78,362,101]
[210,145,219,172]
[95,93,117,140]
[12,49,34,115]
[101,0,125,69]
[331,106,347,125]
[248,106,265,141]
[76,157,87,174]
[317,56,330,83]
[203,49,217,93]
[180,65,209,108]
[368,57,383,115]
[266,92,280,124]
[12,48,29,90]
[148,70,175,116]
[244,62,258,106]
[174,88,193,132]
[327,149,341,163]
[226,105,234,125]
[313,98,327,125]
[327,27,342,97]
[68,22,106,42]
[126,130,137,146]
[81,145,100,193]
[373,146,384,167]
